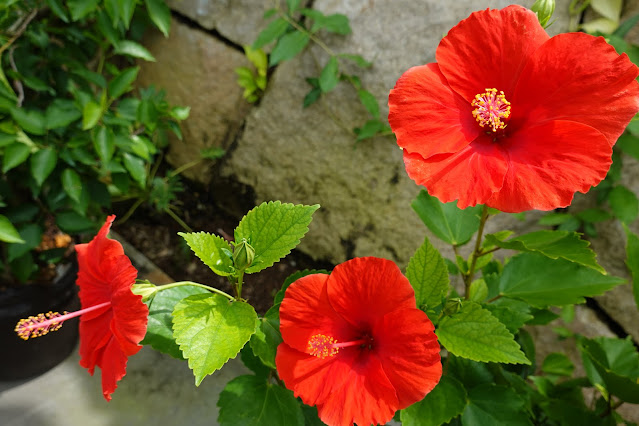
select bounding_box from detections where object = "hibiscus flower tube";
[388,5,639,213]
[15,215,148,401]
[275,257,442,426]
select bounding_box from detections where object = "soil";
[114,179,333,315]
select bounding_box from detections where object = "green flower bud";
[531,0,555,28]
[233,239,255,272]
[131,282,158,302]
[443,298,463,317]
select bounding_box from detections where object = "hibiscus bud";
[443,298,463,316]
[531,0,555,28]
[131,282,158,302]
[233,239,255,272]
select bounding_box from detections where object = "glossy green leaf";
[93,126,115,163]
[115,41,156,62]
[461,384,532,426]
[145,0,171,37]
[542,352,575,377]
[218,375,304,426]
[11,107,46,135]
[45,99,82,129]
[319,56,339,93]
[468,279,488,302]
[499,253,624,307]
[249,305,281,369]
[56,211,95,233]
[108,67,139,99]
[178,232,234,276]
[412,190,482,245]
[7,224,42,262]
[46,0,70,22]
[483,230,604,273]
[173,293,258,386]
[61,168,83,202]
[401,375,468,426]
[609,185,638,224]
[123,153,147,187]
[253,18,289,49]
[406,236,449,309]
[2,143,30,173]
[234,201,319,274]
[119,0,136,29]
[30,148,57,186]
[437,302,530,365]
[82,101,102,130]
[96,10,120,46]
[67,0,100,20]
[240,345,270,378]
[142,285,209,359]
[269,31,309,66]
[0,215,24,243]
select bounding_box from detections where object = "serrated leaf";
[406,236,449,309]
[436,302,530,365]
[30,147,57,186]
[61,168,83,202]
[142,285,209,359]
[178,232,234,276]
[400,375,467,426]
[498,253,624,307]
[173,293,258,386]
[461,384,532,426]
[108,66,139,99]
[218,375,304,426]
[412,190,482,245]
[319,56,339,93]
[2,143,30,173]
[484,298,533,334]
[609,185,638,224]
[269,31,309,66]
[253,18,289,49]
[145,0,171,37]
[249,305,282,369]
[234,201,319,274]
[624,227,639,311]
[0,215,24,243]
[115,40,156,62]
[484,230,604,273]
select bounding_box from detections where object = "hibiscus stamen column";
[307,334,372,358]
[471,88,511,132]
[15,302,111,340]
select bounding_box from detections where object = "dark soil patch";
[114,181,333,315]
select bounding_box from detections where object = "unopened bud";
[233,239,255,272]
[532,0,555,28]
[443,298,463,317]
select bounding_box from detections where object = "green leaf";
[123,153,147,187]
[285,0,302,13]
[30,148,57,186]
[357,89,379,118]
[234,201,319,274]
[240,345,270,378]
[542,352,575,377]
[318,56,339,93]
[45,99,82,129]
[253,18,289,49]
[461,384,532,426]
[400,375,468,426]
[173,293,258,386]
[93,126,115,163]
[2,143,30,173]
[218,375,304,426]
[303,87,321,108]
[56,211,95,233]
[82,101,102,130]
[609,185,638,224]
[67,0,100,20]
[498,253,624,307]
[145,0,171,37]
[338,53,372,68]
[538,212,574,226]
[436,302,530,365]
[483,298,533,334]
[61,168,83,203]
[269,31,310,66]
[483,230,604,273]
[142,285,209,359]
[354,119,387,141]
[7,224,42,262]
[108,66,140,99]
[178,232,234,276]
[590,0,622,22]
[310,13,351,35]
[46,0,70,22]
[579,337,639,403]
[249,305,282,369]
[468,279,488,302]
[406,236,449,309]
[115,40,157,62]
[0,215,24,243]
[624,227,639,311]
[11,107,46,135]
[96,10,120,46]
[170,106,191,121]
[412,190,482,245]
[119,0,137,29]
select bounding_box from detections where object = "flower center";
[471,88,511,132]
[307,333,373,359]
[15,301,111,340]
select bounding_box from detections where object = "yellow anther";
[472,88,511,132]
[308,334,340,359]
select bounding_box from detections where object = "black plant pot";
[0,261,80,381]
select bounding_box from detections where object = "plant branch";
[155,281,236,302]
[465,205,489,292]
[0,8,38,56]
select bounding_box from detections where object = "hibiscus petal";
[437,5,549,102]
[388,63,479,159]
[279,274,355,353]
[327,257,416,329]
[487,120,612,212]
[403,135,508,209]
[373,309,442,409]
[98,337,129,401]
[78,312,112,374]
[512,32,639,146]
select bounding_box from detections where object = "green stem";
[164,207,193,232]
[465,205,489,293]
[117,197,145,225]
[155,281,236,301]
[236,270,245,300]
[169,158,202,177]
[278,10,336,57]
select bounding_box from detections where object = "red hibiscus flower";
[275,257,442,426]
[388,5,639,213]
[16,215,148,401]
